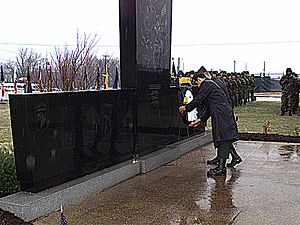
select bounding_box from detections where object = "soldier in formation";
[279,68,299,116]
[182,68,256,109]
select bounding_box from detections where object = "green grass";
[0,103,19,196]
[206,101,300,136]
[234,101,300,136]
[207,102,300,136]
[0,103,13,150]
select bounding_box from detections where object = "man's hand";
[179,105,186,114]
[189,118,201,127]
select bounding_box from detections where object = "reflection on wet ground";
[34,141,300,225]
[193,169,241,224]
[278,145,300,161]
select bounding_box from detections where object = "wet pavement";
[33,141,300,225]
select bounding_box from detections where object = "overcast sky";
[172,0,300,74]
[1,0,300,74]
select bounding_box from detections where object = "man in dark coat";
[179,71,239,176]
[203,71,242,167]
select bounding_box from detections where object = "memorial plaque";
[136,0,172,72]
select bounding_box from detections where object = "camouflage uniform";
[249,74,256,101]
[240,74,248,105]
[231,75,239,107]
[244,73,251,103]
[291,73,299,113]
[236,74,243,106]
[227,75,235,108]
[280,69,295,115]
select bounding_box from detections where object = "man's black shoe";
[207,159,227,177]
[227,157,243,167]
[207,166,227,177]
[207,157,218,165]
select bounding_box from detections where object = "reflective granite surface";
[10,90,136,192]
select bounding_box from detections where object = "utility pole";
[263,61,266,77]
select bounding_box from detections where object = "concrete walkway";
[33,141,300,225]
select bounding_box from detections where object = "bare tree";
[2,61,15,82]
[52,32,99,91]
[15,48,42,81]
[1,33,120,91]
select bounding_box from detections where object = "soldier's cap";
[286,68,292,73]
[195,69,205,79]
[198,66,207,72]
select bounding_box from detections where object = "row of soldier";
[179,67,256,109]
[279,68,299,116]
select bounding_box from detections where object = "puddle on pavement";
[196,169,241,210]
[170,167,242,224]
[183,169,241,224]
[278,145,300,162]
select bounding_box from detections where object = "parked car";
[0,82,40,101]
[1,83,15,101]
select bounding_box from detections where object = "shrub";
[0,146,20,197]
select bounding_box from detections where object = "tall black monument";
[120,0,202,155]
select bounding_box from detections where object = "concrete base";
[140,132,212,173]
[0,133,212,222]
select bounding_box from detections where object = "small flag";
[96,65,101,90]
[26,66,32,93]
[177,57,181,73]
[38,66,43,92]
[1,85,4,99]
[0,65,4,83]
[1,65,4,98]
[171,58,176,77]
[83,67,87,90]
[171,58,179,87]
[105,65,109,90]
[60,205,68,225]
[113,66,119,89]
[13,67,17,94]
[46,62,52,92]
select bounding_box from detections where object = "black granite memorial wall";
[9,90,137,192]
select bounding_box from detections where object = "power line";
[4,40,299,48]
[0,57,11,62]
[0,48,18,54]
[173,40,300,46]
[0,42,119,48]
